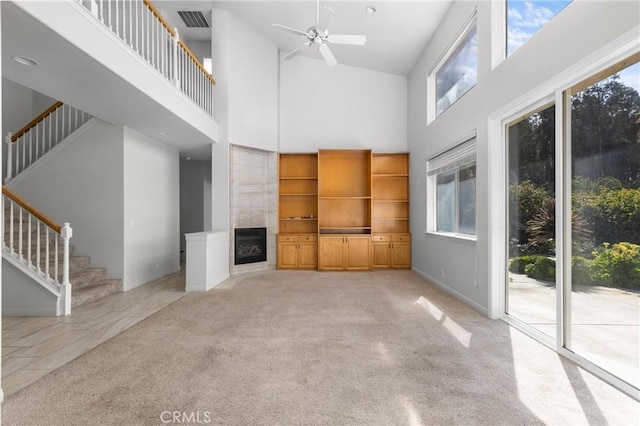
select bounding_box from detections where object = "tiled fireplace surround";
[229,145,278,274]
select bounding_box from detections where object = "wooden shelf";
[280,218,318,221]
[280,193,317,196]
[372,173,409,177]
[319,196,371,200]
[280,177,318,180]
[372,199,408,203]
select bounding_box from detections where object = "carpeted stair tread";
[71,279,123,308]
[70,267,107,289]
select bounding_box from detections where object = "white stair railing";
[77,0,215,116]
[2,186,73,315]
[5,102,93,182]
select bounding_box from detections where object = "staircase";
[3,100,123,315]
[3,189,123,313]
[68,255,122,308]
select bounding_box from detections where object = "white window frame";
[427,10,478,124]
[427,131,477,240]
[487,29,639,400]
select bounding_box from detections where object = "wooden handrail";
[11,101,63,142]
[2,186,62,234]
[142,0,216,85]
[178,40,217,85]
[142,0,176,36]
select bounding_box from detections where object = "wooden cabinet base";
[277,234,317,270]
[371,234,411,269]
[318,235,371,271]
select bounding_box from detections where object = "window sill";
[426,231,476,244]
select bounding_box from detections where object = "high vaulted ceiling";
[156,1,453,76]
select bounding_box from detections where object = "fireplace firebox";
[234,227,267,265]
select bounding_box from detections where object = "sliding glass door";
[568,61,640,389]
[506,104,556,339]
[505,56,639,392]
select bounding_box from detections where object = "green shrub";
[509,256,543,274]
[509,181,549,248]
[524,257,556,282]
[572,256,595,286]
[574,188,640,245]
[591,242,640,290]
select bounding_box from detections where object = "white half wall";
[280,56,407,153]
[9,119,125,279]
[123,128,180,290]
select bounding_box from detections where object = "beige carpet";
[2,270,638,425]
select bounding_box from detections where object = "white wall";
[185,41,212,65]
[280,56,407,153]
[123,128,180,290]
[180,159,212,260]
[10,119,125,279]
[2,259,59,316]
[210,8,279,234]
[407,1,640,312]
[227,13,279,152]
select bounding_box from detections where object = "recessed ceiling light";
[12,56,39,66]
[366,6,376,14]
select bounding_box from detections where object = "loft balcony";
[2,0,218,156]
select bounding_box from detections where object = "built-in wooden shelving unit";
[278,150,410,270]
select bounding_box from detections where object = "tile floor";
[2,268,187,396]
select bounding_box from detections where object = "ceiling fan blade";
[272,24,309,38]
[327,34,367,45]
[283,45,307,60]
[318,44,337,67]
[316,6,334,33]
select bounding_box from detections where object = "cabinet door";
[319,236,345,271]
[372,242,391,268]
[391,242,411,269]
[298,242,318,269]
[278,242,299,269]
[345,236,371,271]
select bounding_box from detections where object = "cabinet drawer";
[278,235,298,242]
[299,234,317,242]
[392,235,411,242]
[371,235,391,242]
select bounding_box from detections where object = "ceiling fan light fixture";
[366,6,376,14]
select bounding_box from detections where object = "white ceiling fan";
[272,1,367,67]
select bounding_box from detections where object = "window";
[428,136,477,237]
[429,14,478,121]
[507,0,572,56]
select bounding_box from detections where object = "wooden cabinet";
[318,150,371,234]
[319,235,371,271]
[371,234,411,269]
[279,153,318,235]
[278,150,409,272]
[370,153,411,269]
[372,153,409,234]
[277,234,317,269]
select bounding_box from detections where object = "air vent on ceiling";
[177,11,210,28]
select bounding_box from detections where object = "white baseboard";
[412,267,488,317]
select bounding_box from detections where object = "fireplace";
[234,227,267,265]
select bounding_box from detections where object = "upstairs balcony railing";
[77,0,216,116]
[5,101,93,182]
